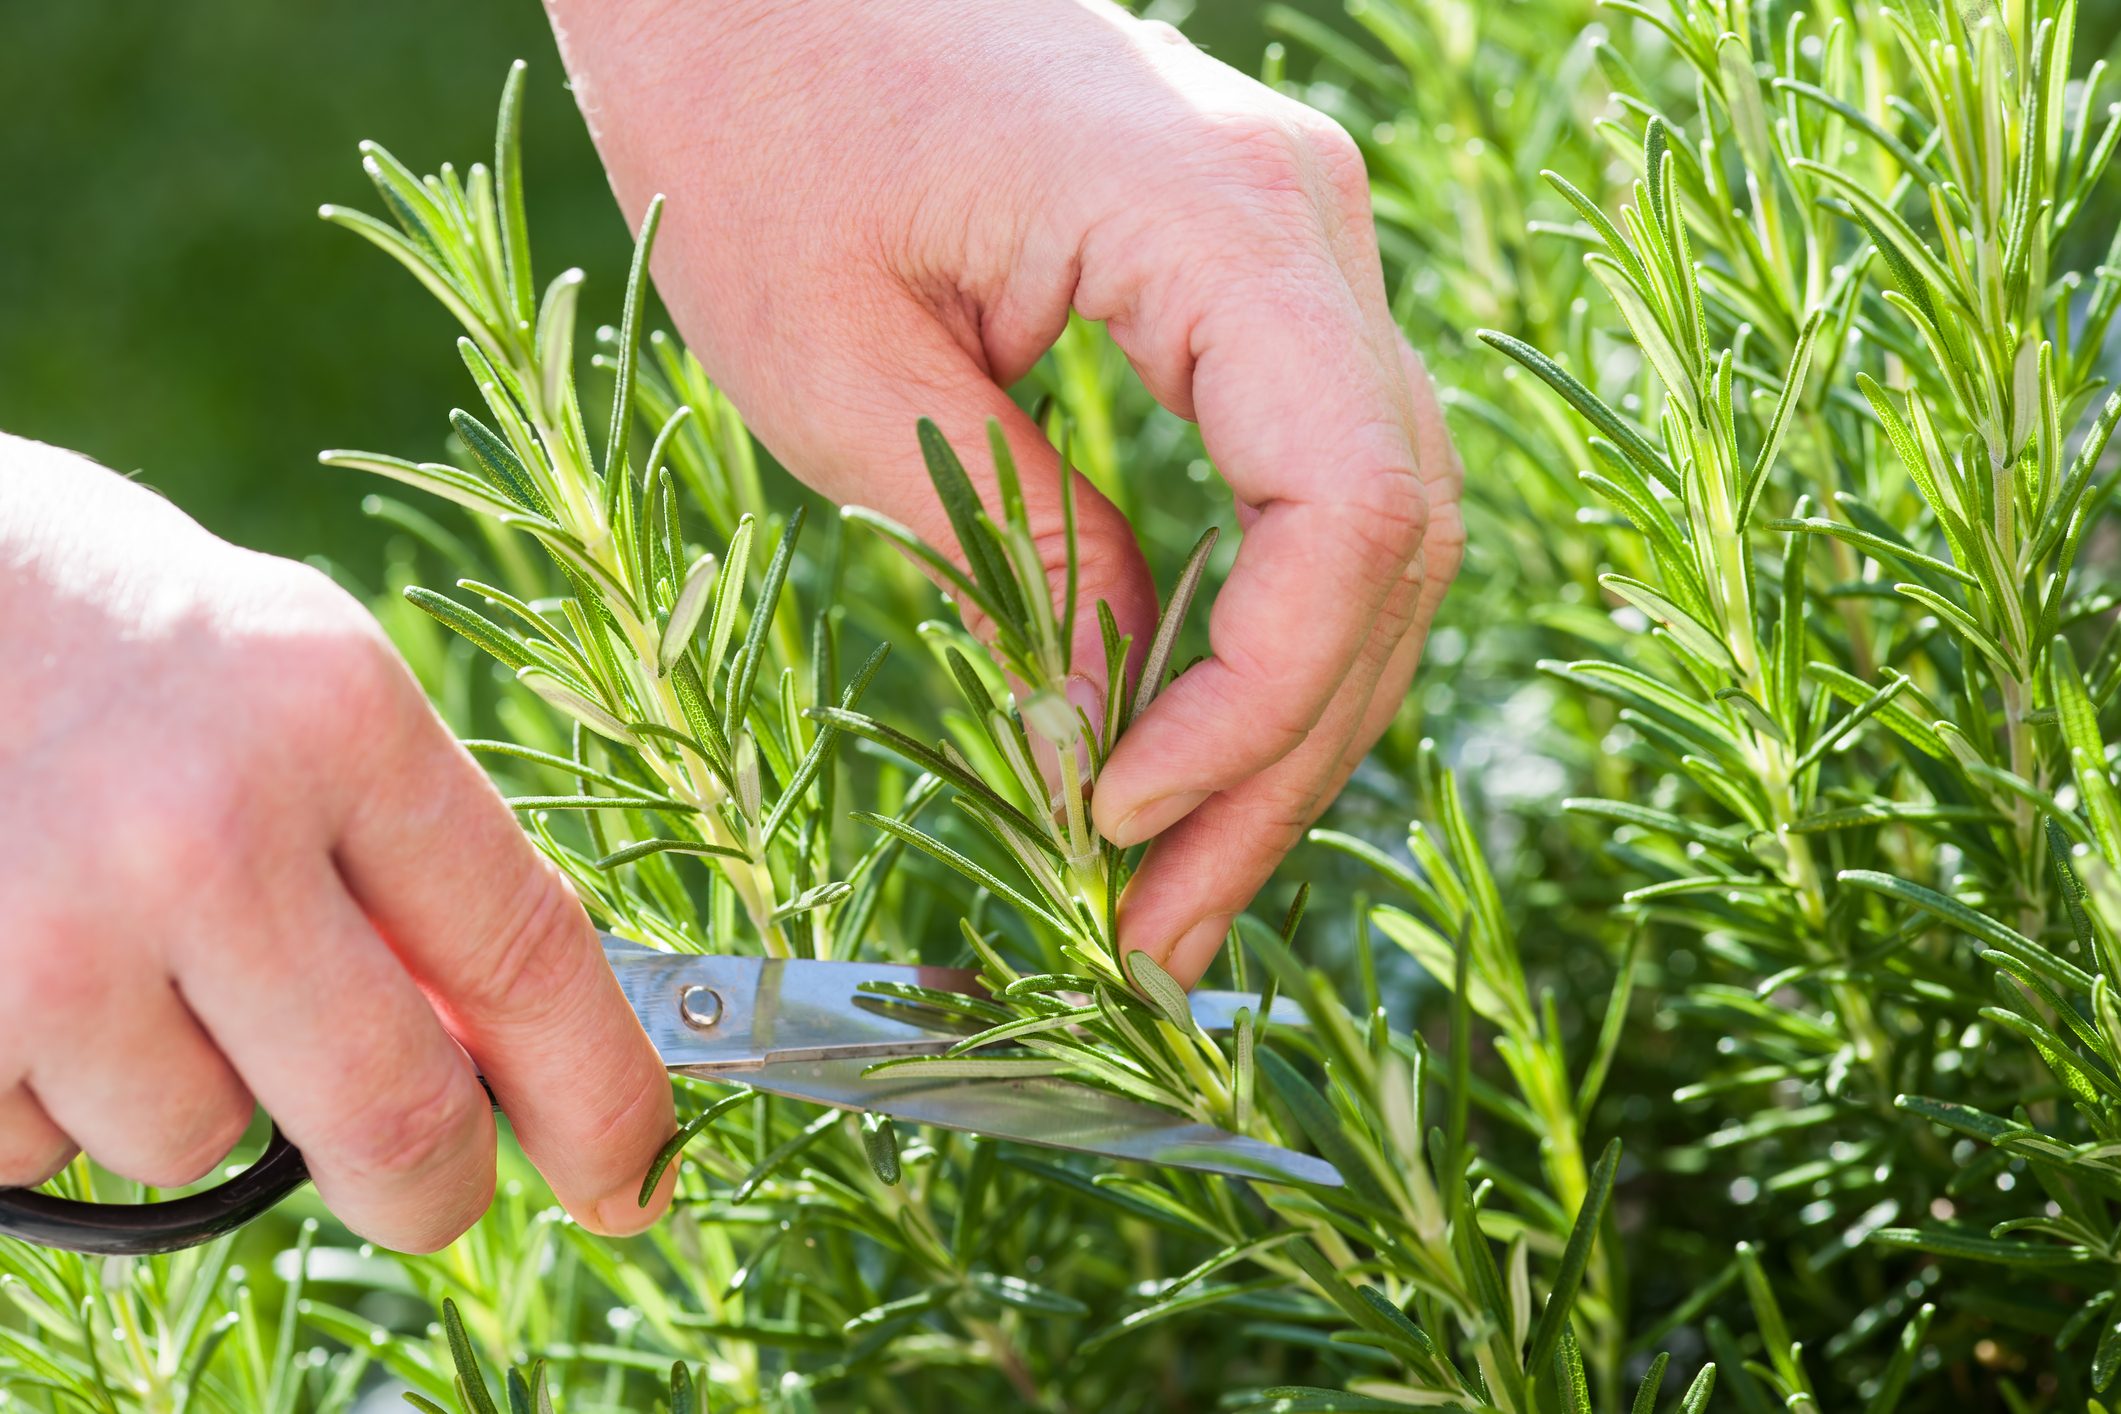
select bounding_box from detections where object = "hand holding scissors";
[1,938,1336,1256]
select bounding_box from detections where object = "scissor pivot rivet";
[679,984,724,1031]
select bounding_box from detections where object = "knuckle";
[330,1062,485,1186]
[1364,596,1422,672]
[1420,505,1468,587]
[1026,524,1077,578]
[1245,694,1317,757]
[1336,466,1430,570]
[1185,104,1365,217]
[576,1061,675,1166]
[301,625,408,736]
[1295,110,1368,194]
[1185,796,1309,883]
[1194,112,1314,203]
[123,771,252,901]
[1247,790,1318,845]
[250,567,413,741]
[457,863,594,1025]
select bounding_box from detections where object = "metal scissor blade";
[607,946,982,1071]
[1190,989,1308,1030]
[714,1056,1343,1188]
[603,937,1339,1186]
[605,936,1308,1073]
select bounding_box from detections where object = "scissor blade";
[607,946,981,1070]
[715,1056,1343,1188]
[1189,989,1308,1030]
[603,937,1310,1072]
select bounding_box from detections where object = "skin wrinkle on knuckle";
[1149,803,1304,924]
[1181,106,1372,261]
[1137,18,1193,49]
[1351,616,1414,685]
[452,862,595,1036]
[321,1056,484,1189]
[1292,109,1374,229]
[1217,786,1318,858]
[1088,124,1335,341]
[1333,467,1430,574]
[1423,514,1469,588]
[565,1058,672,1184]
[1192,111,1315,200]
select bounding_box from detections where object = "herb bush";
[6,0,2121,1409]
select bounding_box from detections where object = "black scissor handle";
[0,1129,312,1257]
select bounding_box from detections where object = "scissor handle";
[0,1127,312,1257]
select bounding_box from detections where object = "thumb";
[761,307,1160,719]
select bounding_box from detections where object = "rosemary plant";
[9,1,2121,1410]
[1307,0,2121,1401]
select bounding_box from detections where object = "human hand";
[0,437,677,1249]
[545,0,1465,983]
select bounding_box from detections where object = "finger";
[1115,339,1458,980]
[331,659,676,1237]
[177,874,497,1253]
[0,1085,75,1188]
[742,293,1163,718]
[1119,586,1430,985]
[1087,231,1428,846]
[26,984,252,1188]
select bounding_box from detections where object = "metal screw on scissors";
[0,936,1340,1256]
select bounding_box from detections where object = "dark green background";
[0,1,1319,576]
[6,1,2116,579]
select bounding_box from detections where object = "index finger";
[1091,251,1429,846]
[331,643,677,1235]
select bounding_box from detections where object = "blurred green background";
[0,0,1327,575]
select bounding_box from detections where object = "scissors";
[0,936,1338,1256]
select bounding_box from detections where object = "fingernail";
[1106,789,1210,847]
[1165,914,1237,987]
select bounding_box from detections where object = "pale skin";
[0,0,1461,1252]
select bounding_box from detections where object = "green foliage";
[8,0,2121,1410]
[401,1300,702,1414]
